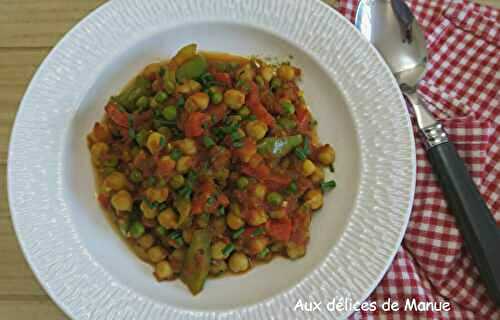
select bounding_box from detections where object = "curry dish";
[87,44,337,295]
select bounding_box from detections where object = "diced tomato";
[266,218,292,242]
[266,173,292,187]
[241,163,271,182]
[234,138,257,163]
[295,103,310,132]
[217,193,230,207]
[206,103,227,124]
[98,193,110,210]
[290,212,311,245]
[184,112,210,137]
[134,110,153,128]
[191,180,216,214]
[156,156,176,176]
[247,82,275,127]
[214,72,232,87]
[105,102,129,128]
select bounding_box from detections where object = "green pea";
[266,192,283,206]
[238,106,251,116]
[129,221,145,239]
[155,91,168,103]
[136,96,150,110]
[135,129,149,146]
[281,101,295,114]
[103,156,118,168]
[236,176,249,189]
[155,225,167,236]
[129,169,143,183]
[270,77,282,90]
[210,91,223,104]
[203,135,215,149]
[169,174,185,189]
[145,176,156,187]
[162,105,177,121]
[157,177,167,188]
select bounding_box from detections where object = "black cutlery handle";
[427,141,500,305]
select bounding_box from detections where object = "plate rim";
[7,0,416,319]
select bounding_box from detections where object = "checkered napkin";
[327,0,500,318]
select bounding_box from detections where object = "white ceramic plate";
[8,0,416,319]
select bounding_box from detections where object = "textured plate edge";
[5,0,418,319]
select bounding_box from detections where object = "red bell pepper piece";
[105,102,129,128]
[184,112,210,137]
[266,218,292,242]
[247,82,275,127]
[214,72,232,87]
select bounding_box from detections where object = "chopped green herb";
[159,136,166,148]
[128,128,136,139]
[232,227,245,239]
[168,230,183,240]
[203,135,215,148]
[170,149,182,160]
[176,96,185,108]
[232,141,243,148]
[329,164,335,173]
[320,180,336,192]
[222,243,235,256]
[207,195,216,205]
[257,247,270,258]
[294,137,310,160]
[217,206,225,216]
[251,227,265,237]
[288,181,298,193]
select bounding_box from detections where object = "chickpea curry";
[87,44,337,295]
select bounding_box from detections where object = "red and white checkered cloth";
[331,0,500,318]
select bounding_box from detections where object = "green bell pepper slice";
[257,134,303,158]
[181,229,212,295]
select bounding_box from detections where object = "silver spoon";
[355,0,500,305]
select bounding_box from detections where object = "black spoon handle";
[425,138,500,305]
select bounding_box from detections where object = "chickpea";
[238,64,256,81]
[317,145,336,166]
[110,190,133,212]
[176,156,193,173]
[169,247,186,273]
[211,241,229,260]
[146,132,166,154]
[145,187,169,203]
[278,64,296,81]
[245,120,268,140]
[286,242,306,259]
[302,159,316,177]
[311,167,325,184]
[90,142,109,165]
[157,155,176,175]
[185,92,209,112]
[210,260,228,276]
[254,184,267,200]
[269,208,287,219]
[174,138,197,155]
[137,234,155,249]
[157,208,178,229]
[169,174,185,189]
[247,208,268,226]
[229,203,241,217]
[175,80,201,94]
[211,216,226,236]
[227,212,245,230]
[247,237,269,255]
[224,89,246,110]
[155,260,174,280]
[304,188,323,210]
[148,245,167,263]
[228,252,249,273]
[260,66,274,82]
[103,171,128,191]
[140,200,158,219]
[91,122,111,142]
[182,228,193,244]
